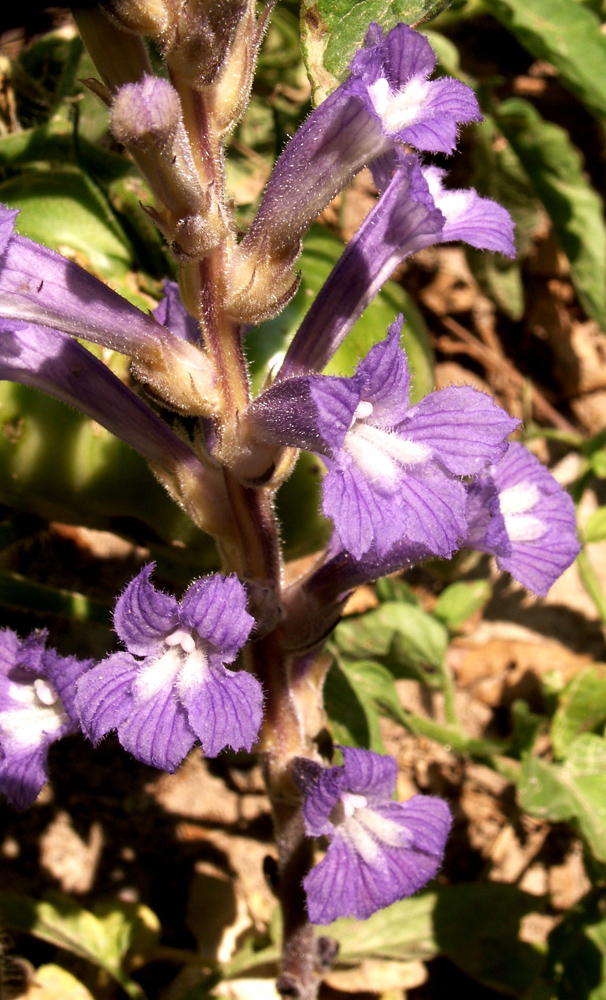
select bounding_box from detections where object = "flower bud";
[110,75,181,148]
[110,76,206,224]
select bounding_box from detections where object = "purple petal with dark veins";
[116,678,196,772]
[0,745,50,810]
[114,564,180,655]
[423,166,515,256]
[492,444,579,594]
[179,574,254,661]
[303,764,348,838]
[75,653,139,745]
[403,386,519,475]
[341,746,397,803]
[180,661,263,757]
[355,318,412,426]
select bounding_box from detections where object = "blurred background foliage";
[0,2,606,1000]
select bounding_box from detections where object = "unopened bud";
[110,76,208,224]
[110,75,181,148]
[104,0,170,36]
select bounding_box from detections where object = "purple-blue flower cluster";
[0,14,582,935]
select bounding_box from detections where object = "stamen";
[165,628,196,654]
[340,791,368,818]
[33,678,58,707]
[354,400,374,421]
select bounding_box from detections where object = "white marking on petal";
[506,514,546,543]
[499,482,545,543]
[344,421,431,486]
[134,647,182,700]
[176,648,210,701]
[355,806,414,849]
[165,628,196,654]
[499,482,540,517]
[368,75,433,135]
[0,682,66,749]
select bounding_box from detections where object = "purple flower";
[75,565,261,770]
[248,320,518,560]
[301,747,451,924]
[464,443,580,595]
[225,23,481,322]
[280,151,514,379]
[0,629,92,809]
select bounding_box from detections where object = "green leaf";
[433,580,491,631]
[583,508,606,544]
[551,667,606,758]
[247,227,434,402]
[0,891,154,999]
[327,891,439,962]
[0,168,135,282]
[433,883,545,995]
[467,115,543,319]
[519,735,606,862]
[301,0,455,103]
[541,894,606,1000]
[484,0,606,120]
[496,99,606,328]
[27,964,96,1000]
[0,382,219,582]
[324,655,382,749]
[334,601,448,678]
[589,451,606,479]
[0,572,110,623]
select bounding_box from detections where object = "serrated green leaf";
[247,225,434,402]
[583,508,606,544]
[433,580,491,630]
[551,667,606,758]
[484,0,606,119]
[519,735,606,861]
[301,0,455,103]
[0,892,149,999]
[328,891,438,962]
[433,883,545,994]
[496,99,606,328]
